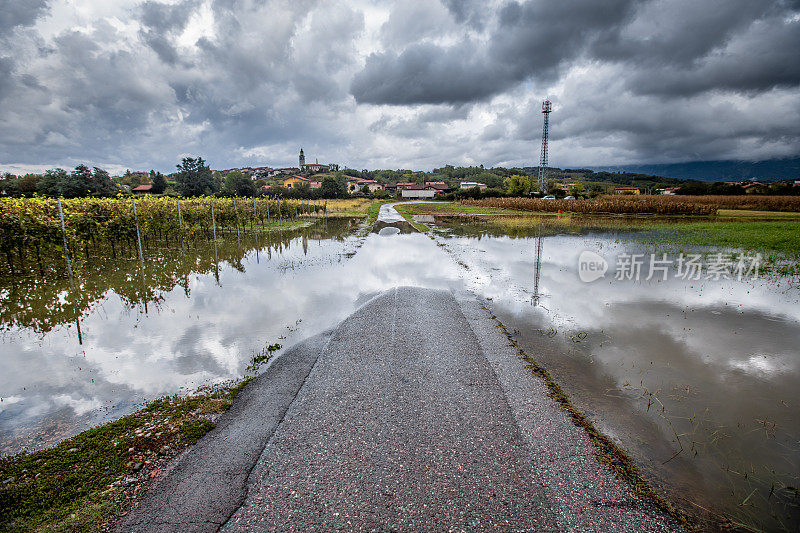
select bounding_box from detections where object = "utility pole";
[537,100,552,194]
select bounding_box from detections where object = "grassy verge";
[324,198,375,217]
[0,346,279,533]
[393,204,430,232]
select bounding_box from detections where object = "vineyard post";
[57,198,74,279]
[233,197,241,244]
[267,197,271,230]
[294,199,298,218]
[211,198,218,241]
[132,197,145,267]
[210,198,220,285]
[176,199,184,253]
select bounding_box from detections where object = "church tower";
[299,148,305,169]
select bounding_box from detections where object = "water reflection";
[0,220,466,455]
[2,213,798,530]
[431,216,800,531]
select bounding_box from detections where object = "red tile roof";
[132,184,153,192]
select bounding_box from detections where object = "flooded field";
[1,212,798,530]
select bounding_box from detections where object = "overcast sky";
[1,0,799,174]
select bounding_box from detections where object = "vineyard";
[0,196,325,279]
[461,195,800,215]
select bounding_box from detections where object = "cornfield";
[0,196,324,278]
[463,195,800,215]
[462,196,718,215]
[655,195,800,212]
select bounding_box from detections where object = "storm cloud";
[0,0,798,173]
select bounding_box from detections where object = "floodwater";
[1,208,798,530]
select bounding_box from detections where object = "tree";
[151,170,167,194]
[88,167,116,196]
[0,173,18,196]
[17,174,42,195]
[504,174,531,196]
[320,176,347,198]
[221,171,256,197]
[37,168,70,197]
[175,157,217,197]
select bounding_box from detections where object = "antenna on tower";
[537,100,552,194]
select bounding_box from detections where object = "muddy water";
[429,217,799,531]
[1,214,798,530]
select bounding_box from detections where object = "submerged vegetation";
[0,196,325,279]
[0,378,253,533]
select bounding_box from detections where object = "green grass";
[0,379,252,533]
[393,204,430,232]
[643,220,800,257]
[717,209,800,219]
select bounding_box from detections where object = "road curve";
[120,287,682,532]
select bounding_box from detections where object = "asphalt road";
[121,287,683,532]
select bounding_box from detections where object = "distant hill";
[591,157,800,182]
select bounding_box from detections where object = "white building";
[401,189,436,199]
[460,181,487,190]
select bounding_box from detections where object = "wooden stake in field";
[132,197,148,314]
[176,199,185,253]
[57,198,74,280]
[233,197,241,245]
[131,197,145,267]
[211,199,218,241]
[210,199,219,285]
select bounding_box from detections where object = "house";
[269,167,300,177]
[347,179,362,192]
[353,179,383,192]
[460,181,487,190]
[656,187,680,195]
[614,187,640,195]
[283,175,309,188]
[395,182,417,190]
[424,182,452,194]
[309,181,322,189]
[401,186,436,199]
[302,163,330,173]
[132,184,154,194]
[553,182,577,190]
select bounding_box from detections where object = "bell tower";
[299,148,305,169]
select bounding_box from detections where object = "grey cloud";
[441,0,487,30]
[625,15,800,96]
[139,0,197,31]
[351,43,507,105]
[137,1,198,65]
[0,0,48,31]
[353,0,639,105]
[353,0,799,106]
[0,0,798,173]
[0,56,14,100]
